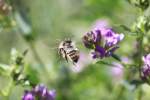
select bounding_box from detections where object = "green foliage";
[0,0,150,100]
[0,64,11,76]
[25,64,39,86]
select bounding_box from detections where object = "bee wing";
[60,48,68,62]
[73,62,76,66]
[75,49,80,56]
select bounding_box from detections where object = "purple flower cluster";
[141,54,150,80]
[22,84,56,100]
[22,91,35,100]
[82,28,124,59]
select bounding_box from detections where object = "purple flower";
[141,65,150,80]
[110,62,124,82]
[142,54,150,66]
[34,84,46,96]
[141,54,150,80]
[82,27,124,59]
[82,30,101,49]
[92,45,105,59]
[22,84,56,100]
[105,46,119,57]
[92,19,109,30]
[34,84,56,100]
[82,32,95,49]
[121,57,132,64]
[41,89,55,100]
[48,90,56,100]
[109,57,132,83]
[102,28,124,47]
[22,91,35,100]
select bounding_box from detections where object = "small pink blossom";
[110,62,124,82]
[71,52,92,73]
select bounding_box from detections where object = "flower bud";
[128,0,149,10]
[82,32,96,49]
[132,15,150,32]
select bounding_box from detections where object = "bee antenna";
[55,39,61,42]
[64,38,70,41]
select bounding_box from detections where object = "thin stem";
[9,7,47,71]
[17,31,48,72]
[137,31,144,100]
[114,65,132,100]
[14,15,51,82]
[28,41,45,68]
[27,41,49,73]
[18,34,52,84]
[1,79,14,99]
[115,85,125,100]
[137,87,143,100]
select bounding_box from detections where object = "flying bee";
[0,0,12,15]
[58,39,80,64]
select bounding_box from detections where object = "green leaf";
[0,64,11,76]
[0,76,13,96]
[130,79,144,86]
[25,64,39,86]
[96,60,113,66]
[119,25,132,32]
[111,54,121,61]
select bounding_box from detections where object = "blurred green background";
[0,0,150,100]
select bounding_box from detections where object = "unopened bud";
[128,0,149,10]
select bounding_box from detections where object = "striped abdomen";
[67,50,79,63]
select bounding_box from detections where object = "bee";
[58,39,79,64]
[0,0,12,15]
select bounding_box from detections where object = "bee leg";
[58,48,62,56]
[68,38,71,41]
[58,49,62,61]
[73,62,77,67]
[65,56,68,62]
[64,50,68,62]
[73,62,75,65]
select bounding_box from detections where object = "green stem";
[138,34,143,73]
[16,33,52,85]
[14,16,51,83]
[137,87,143,100]
[115,85,125,100]
[0,79,14,99]
[137,31,144,100]
[27,41,50,74]
[18,32,48,72]
[10,9,47,72]
[28,41,46,68]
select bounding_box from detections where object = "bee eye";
[67,41,71,43]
